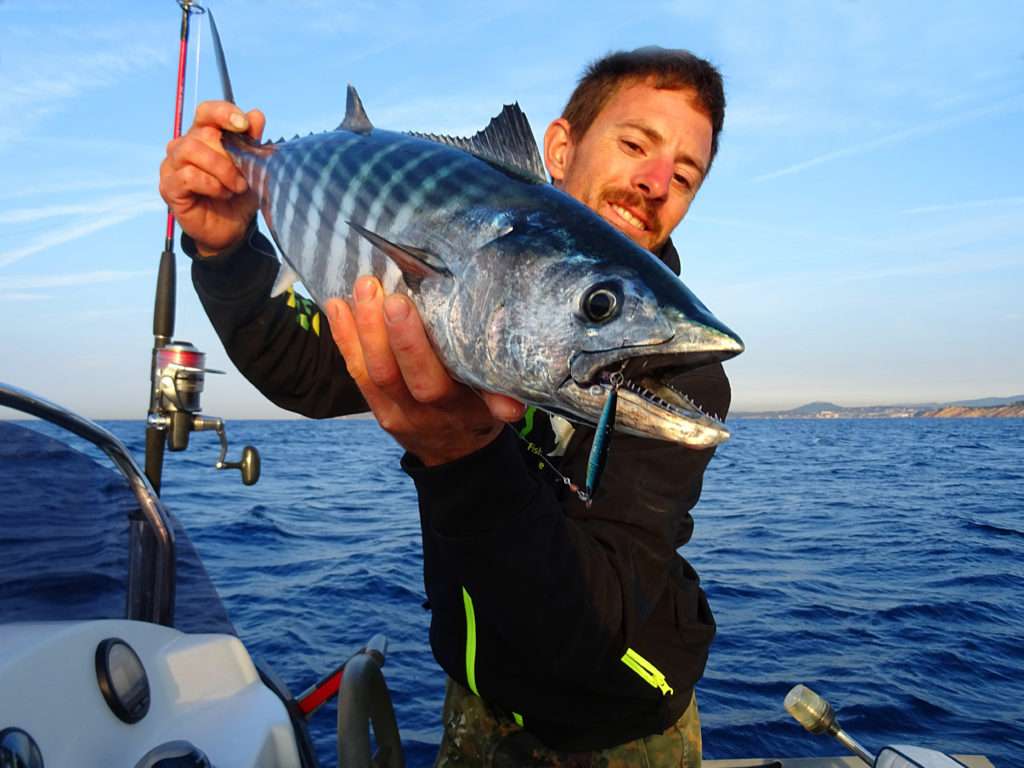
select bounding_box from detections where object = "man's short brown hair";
[561,47,726,170]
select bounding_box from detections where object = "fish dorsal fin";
[409,103,547,184]
[339,85,373,134]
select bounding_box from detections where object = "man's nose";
[633,157,673,199]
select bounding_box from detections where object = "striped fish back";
[231,129,516,307]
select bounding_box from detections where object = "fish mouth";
[561,329,743,448]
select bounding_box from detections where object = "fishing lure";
[584,370,623,505]
[512,370,623,509]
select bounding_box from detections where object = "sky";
[1,0,1022,418]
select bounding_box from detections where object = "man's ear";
[543,118,573,184]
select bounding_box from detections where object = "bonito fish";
[208,15,743,447]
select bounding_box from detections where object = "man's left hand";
[325,276,525,466]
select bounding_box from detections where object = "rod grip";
[153,248,177,340]
[144,425,166,495]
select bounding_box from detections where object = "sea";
[2,415,1022,766]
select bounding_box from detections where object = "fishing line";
[511,369,624,509]
[512,427,590,504]
[165,0,206,250]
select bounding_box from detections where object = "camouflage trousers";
[433,679,702,768]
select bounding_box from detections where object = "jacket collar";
[658,238,681,276]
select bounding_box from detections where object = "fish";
[206,13,743,447]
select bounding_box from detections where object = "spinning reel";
[148,341,260,486]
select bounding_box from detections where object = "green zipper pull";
[621,648,674,696]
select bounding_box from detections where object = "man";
[160,47,730,766]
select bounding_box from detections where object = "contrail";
[901,196,1024,215]
[2,270,151,291]
[0,193,156,224]
[0,177,151,201]
[0,203,162,268]
[752,94,1023,183]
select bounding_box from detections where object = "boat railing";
[0,382,176,626]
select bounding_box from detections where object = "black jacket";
[187,225,730,751]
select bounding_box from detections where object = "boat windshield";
[0,420,234,635]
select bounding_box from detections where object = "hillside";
[735,396,1024,420]
[920,403,1024,418]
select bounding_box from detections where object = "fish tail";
[206,12,269,166]
[207,10,235,105]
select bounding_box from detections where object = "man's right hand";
[159,100,266,257]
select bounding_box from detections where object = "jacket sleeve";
[184,223,367,419]
[405,362,731,679]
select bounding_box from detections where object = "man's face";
[545,80,713,253]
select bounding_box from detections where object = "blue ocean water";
[5,416,1023,766]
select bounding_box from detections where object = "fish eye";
[581,283,622,323]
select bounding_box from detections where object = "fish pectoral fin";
[270,261,302,298]
[338,85,373,134]
[347,221,451,288]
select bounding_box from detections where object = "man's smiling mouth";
[608,202,649,233]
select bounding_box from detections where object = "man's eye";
[620,139,643,155]
[674,174,692,190]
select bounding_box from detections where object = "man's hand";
[326,276,525,467]
[159,100,266,256]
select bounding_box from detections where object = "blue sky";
[2,0,1022,418]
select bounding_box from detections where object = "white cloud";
[0,31,169,144]
[902,196,1024,216]
[0,203,163,268]
[834,253,1024,284]
[8,293,51,302]
[0,193,159,224]
[2,270,151,291]
[751,95,1024,183]
[0,177,152,202]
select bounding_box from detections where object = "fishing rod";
[145,0,259,494]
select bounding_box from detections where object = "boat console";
[1,620,300,767]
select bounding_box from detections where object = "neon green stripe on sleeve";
[462,587,479,695]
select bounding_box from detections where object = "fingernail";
[354,276,377,303]
[229,112,248,130]
[384,295,410,323]
[502,403,525,421]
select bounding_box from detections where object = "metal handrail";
[0,382,176,626]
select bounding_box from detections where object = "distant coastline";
[734,395,1024,420]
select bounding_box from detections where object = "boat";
[0,382,998,767]
[0,382,403,768]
